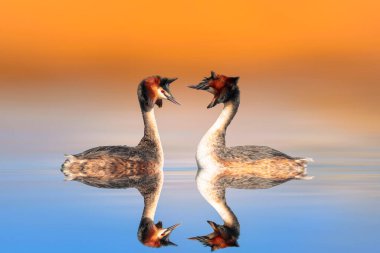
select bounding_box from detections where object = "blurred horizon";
[1,0,379,168]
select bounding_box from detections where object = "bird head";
[138,75,180,111]
[189,220,239,251]
[188,71,239,108]
[138,218,180,248]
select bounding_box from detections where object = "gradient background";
[1,1,379,252]
[1,0,379,167]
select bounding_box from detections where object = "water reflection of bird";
[61,76,180,247]
[188,72,313,251]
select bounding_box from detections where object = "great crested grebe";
[188,71,313,251]
[61,76,180,247]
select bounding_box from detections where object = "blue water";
[1,151,379,253]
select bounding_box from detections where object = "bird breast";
[195,135,222,184]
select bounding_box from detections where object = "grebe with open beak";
[189,71,313,251]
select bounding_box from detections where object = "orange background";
[1,1,379,166]
[1,1,379,75]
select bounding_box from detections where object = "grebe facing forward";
[188,72,313,251]
[61,76,180,247]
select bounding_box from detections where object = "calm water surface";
[1,149,379,253]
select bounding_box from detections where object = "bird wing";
[62,146,161,186]
[223,145,293,163]
[74,145,142,160]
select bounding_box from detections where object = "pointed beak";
[206,96,219,109]
[162,223,180,236]
[189,222,240,251]
[160,223,180,247]
[166,241,178,247]
[188,80,218,108]
[207,220,219,231]
[164,78,180,105]
[188,82,209,90]
[166,92,180,105]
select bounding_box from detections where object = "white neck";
[201,95,240,149]
[197,91,241,234]
[143,109,160,142]
[139,108,162,148]
[210,100,238,134]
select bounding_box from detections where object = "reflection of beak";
[160,223,180,247]
[162,223,180,237]
[189,220,239,250]
[207,220,219,231]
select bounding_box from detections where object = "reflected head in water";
[189,220,239,251]
[138,218,179,247]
